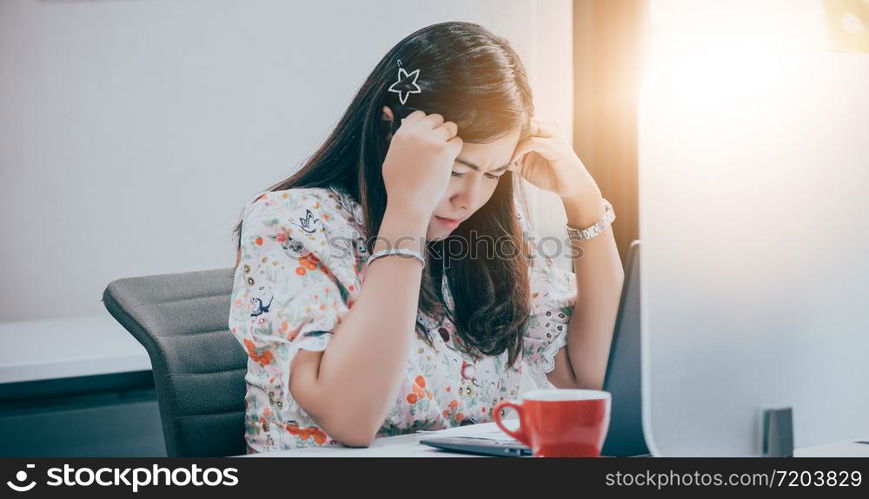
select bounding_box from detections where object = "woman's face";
[381,107,522,241]
[426,127,521,241]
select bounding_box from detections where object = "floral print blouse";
[228,185,577,453]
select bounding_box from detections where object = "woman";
[229,21,624,453]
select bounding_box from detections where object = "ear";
[382,106,395,142]
[382,105,394,122]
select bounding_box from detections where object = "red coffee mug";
[493,389,611,457]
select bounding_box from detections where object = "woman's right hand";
[381,110,463,219]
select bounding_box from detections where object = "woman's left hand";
[509,119,601,201]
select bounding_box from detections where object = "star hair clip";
[387,59,422,105]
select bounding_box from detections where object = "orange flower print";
[258,408,273,432]
[406,375,430,405]
[449,400,459,410]
[243,338,273,366]
[288,425,328,444]
[300,253,318,270]
[409,375,427,401]
[285,322,303,341]
[311,428,328,445]
[285,423,329,444]
[255,237,264,246]
[295,267,307,275]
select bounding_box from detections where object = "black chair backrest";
[102,268,246,457]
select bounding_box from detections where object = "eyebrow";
[454,157,512,173]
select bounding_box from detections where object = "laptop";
[421,240,649,457]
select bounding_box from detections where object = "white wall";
[640,0,869,454]
[0,0,572,323]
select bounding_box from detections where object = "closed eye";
[451,171,505,180]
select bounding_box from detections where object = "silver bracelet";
[565,199,616,241]
[366,247,426,268]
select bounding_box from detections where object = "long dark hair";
[233,21,534,369]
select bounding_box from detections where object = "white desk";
[4,316,864,457]
[794,441,869,457]
[245,420,523,458]
[0,314,151,384]
[0,315,165,456]
[245,419,869,457]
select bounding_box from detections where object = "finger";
[401,110,427,126]
[510,156,533,182]
[511,137,557,163]
[442,121,458,138]
[446,135,464,157]
[433,121,457,142]
[514,152,534,175]
[529,119,558,138]
[432,125,451,142]
[423,113,445,129]
[440,121,459,138]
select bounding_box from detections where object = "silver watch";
[565,199,615,241]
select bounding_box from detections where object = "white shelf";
[0,314,151,384]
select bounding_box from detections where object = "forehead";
[457,128,521,170]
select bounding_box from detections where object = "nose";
[449,176,484,214]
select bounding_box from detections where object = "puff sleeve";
[228,190,354,397]
[518,207,578,389]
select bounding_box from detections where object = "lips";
[434,215,467,230]
[435,216,464,224]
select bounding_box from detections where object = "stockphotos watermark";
[284,229,585,268]
[5,463,238,493]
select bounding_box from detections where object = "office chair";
[102,268,247,457]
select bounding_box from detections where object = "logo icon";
[7,464,36,492]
